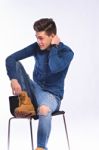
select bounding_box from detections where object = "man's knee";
[16,62,25,74]
[16,62,22,69]
[38,105,51,116]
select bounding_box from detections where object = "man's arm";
[6,42,37,80]
[49,36,74,73]
[6,42,38,95]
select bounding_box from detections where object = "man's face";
[35,31,54,50]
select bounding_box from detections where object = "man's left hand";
[51,35,60,45]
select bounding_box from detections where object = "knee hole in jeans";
[38,105,51,116]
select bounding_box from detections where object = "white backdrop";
[0,0,99,150]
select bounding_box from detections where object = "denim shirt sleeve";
[49,42,74,73]
[6,42,38,80]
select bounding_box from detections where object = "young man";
[6,18,74,150]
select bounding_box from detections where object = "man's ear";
[51,33,56,38]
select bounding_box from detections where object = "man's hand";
[51,35,60,45]
[11,79,22,95]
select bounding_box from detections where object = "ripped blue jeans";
[16,62,61,150]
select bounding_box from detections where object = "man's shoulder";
[27,42,38,48]
[58,42,74,54]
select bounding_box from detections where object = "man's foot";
[35,147,44,150]
[14,110,35,118]
[14,91,36,117]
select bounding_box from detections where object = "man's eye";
[39,38,43,40]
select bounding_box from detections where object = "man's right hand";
[11,79,22,95]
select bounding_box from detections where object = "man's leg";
[16,62,37,107]
[37,105,52,150]
[16,62,36,101]
[33,84,61,150]
[14,62,37,116]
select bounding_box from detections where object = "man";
[6,18,74,150]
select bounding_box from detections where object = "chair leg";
[8,117,14,150]
[8,118,11,150]
[29,118,34,150]
[62,114,70,150]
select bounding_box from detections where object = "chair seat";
[32,110,65,120]
[52,110,65,116]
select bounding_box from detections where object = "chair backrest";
[9,96,19,116]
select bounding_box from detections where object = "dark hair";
[33,18,57,35]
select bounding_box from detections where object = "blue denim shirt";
[6,42,74,100]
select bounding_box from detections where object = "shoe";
[15,91,36,117]
[35,147,44,150]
